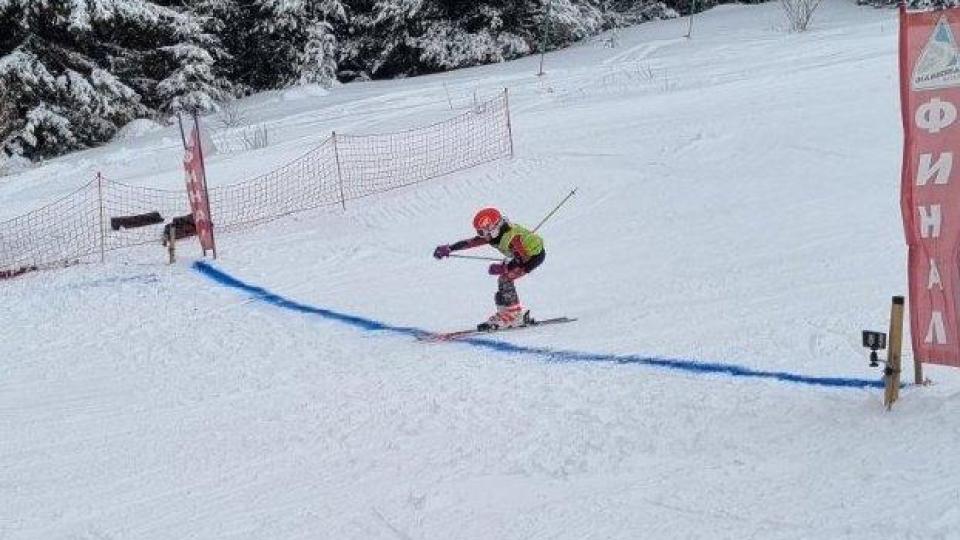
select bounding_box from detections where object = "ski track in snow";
[5,2,960,539]
[193,260,884,390]
[601,37,687,66]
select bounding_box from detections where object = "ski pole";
[449,254,503,262]
[531,187,578,233]
[448,189,577,264]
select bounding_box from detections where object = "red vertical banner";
[180,114,217,257]
[901,5,960,368]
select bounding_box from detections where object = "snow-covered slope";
[4,2,960,539]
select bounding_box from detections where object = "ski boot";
[477,304,531,332]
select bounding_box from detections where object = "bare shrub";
[208,97,270,152]
[557,62,674,104]
[781,0,823,32]
[215,99,247,129]
[209,123,270,153]
[634,63,656,83]
[240,124,269,151]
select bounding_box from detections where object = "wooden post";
[332,131,346,211]
[167,225,176,264]
[884,296,905,410]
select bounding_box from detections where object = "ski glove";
[433,245,452,259]
[488,263,507,275]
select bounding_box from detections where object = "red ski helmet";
[473,207,506,238]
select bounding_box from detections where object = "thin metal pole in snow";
[538,0,552,76]
[176,113,188,149]
[504,88,515,158]
[96,172,106,263]
[332,131,346,211]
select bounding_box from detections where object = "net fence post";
[332,131,346,211]
[96,172,106,263]
[504,88,514,158]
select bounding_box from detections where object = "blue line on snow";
[193,261,884,390]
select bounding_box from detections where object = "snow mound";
[281,83,331,101]
[112,119,163,142]
[0,154,32,177]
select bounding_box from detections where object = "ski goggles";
[476,218,504,238]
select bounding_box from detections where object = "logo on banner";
[913,16,960,90]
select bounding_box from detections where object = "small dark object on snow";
[0,265,39,280]
[110,211,164,231]
[862,330,887,368]
[162,214,197,246]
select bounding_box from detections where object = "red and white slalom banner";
[180,114,217,257]
[900,6,960,367]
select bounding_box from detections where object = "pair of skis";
[418,316,576,342]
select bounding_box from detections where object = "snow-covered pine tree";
[524,0,604,50]
[343,0,532,78]
[147,0,347,92]
[160,0,241,97]
[411,3,529,71]
[339,0,680,79]
[252,0,347,88]
[2,0,683,159]
[168,0,276,92]
[298,17,341,86]
[341,0,437,78]
[0,0,226,160]
[601,0,678,26]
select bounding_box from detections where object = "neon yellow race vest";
[495,224,543,259]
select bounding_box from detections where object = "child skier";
[433,207,545,331]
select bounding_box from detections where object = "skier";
[433,207,545,331]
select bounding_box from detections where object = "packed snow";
[3,2,960,539]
